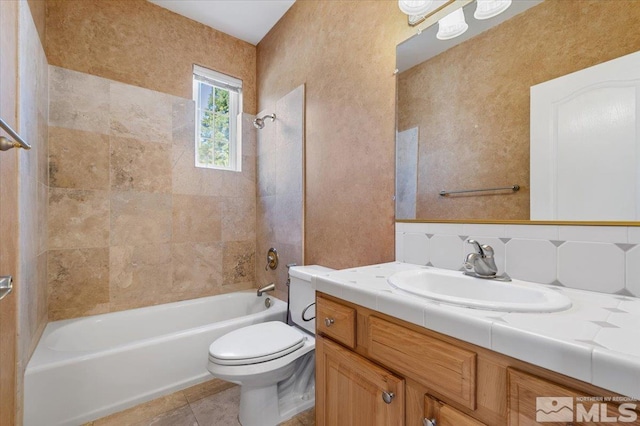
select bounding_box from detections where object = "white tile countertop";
[312,261,640,399]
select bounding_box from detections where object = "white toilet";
[207,265,333,426]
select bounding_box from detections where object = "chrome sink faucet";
[463,240,511,281]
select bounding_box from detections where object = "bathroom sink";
[387,268,572,313]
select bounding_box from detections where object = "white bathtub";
[24,292,286,426]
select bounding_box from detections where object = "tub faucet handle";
[265,248,279,271]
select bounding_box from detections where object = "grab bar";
[0,117,31,151]
[439,185,520,196]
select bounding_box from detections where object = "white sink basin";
[388,268,572,313]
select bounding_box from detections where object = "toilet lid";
[208,321,306,366]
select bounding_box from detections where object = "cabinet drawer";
[316,296,356,349]
[368,316,476,409]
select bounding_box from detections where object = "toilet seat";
[208,321,306,366]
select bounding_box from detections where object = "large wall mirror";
[396,0,640,223]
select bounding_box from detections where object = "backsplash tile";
[557,242,625,293]
[505,239,556,284]
[402,233,429,266]
[397,222,640,296]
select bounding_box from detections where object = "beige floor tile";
[139,405,198,426]
[189,386,241,426]
[93,392,188,425]
[183,379,237,405]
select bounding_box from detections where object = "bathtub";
[24,292,286,426]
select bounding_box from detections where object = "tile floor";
[84,378,315,426]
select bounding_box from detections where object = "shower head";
[253,113,276,129]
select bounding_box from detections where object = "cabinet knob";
[423,418,437,426]
[324,317,335,327]
[381,391,395,404]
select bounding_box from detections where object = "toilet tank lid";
[289,265,334,281]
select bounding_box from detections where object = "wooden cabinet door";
[424,395,487,426]
[316,335,405,426]
[508,369,640,426]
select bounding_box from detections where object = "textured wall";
[398,0,640,221]
[47,67,257,320]
[257,1,410,269]
[45,0,257,114]
[255,85,305,301]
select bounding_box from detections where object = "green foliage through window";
[197,85,230,168]
[193,66,241,171]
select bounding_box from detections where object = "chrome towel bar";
[439,185,520,196]
[0,117,31,151]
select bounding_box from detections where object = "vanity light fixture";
[436,8,469,40]
[474,0,512,20]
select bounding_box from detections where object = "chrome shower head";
[253,113,276,129]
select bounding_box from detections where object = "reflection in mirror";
[396,0,640,222]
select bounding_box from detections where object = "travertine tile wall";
[15,1,49,422]
[397,0,640,221]
[47,66,257,320]
[256,85,305,301]
[397,222,640,296]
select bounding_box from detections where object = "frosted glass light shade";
[398,0,435,16]
[474,0,512,20]
[436,8,469,40]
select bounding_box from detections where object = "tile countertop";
[312,261,640,399]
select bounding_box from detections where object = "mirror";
[396,0,640,222]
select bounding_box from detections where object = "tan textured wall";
[47,67,257,320]
[45,0,257,114]
[398,0,640,221]
[257,1,410,269]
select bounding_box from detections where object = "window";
[193,65,243,171]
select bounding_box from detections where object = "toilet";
[207,265,333,426]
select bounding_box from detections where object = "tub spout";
[257,282,275,296]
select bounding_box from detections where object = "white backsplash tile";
[462,224,506,238]
[429,234,465,270]
[558,225,628,243]
[557,242,625,293]
[506,239,556,284]
[402,233,429,265]
[626,246,640,296]
[395,232,404,261]
[397,222,638,295]
[629,227,640,244]
[505,224,558,240]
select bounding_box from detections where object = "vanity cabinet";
[316,335,405,425]
[315,293,639,426]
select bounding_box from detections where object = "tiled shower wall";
[47,66,257,320]
[16,1,48,420]
[256,85,305,301]
[396,222,640,297]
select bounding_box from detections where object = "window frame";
[192,64,243,171]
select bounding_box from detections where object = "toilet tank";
[288,265,334,335]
